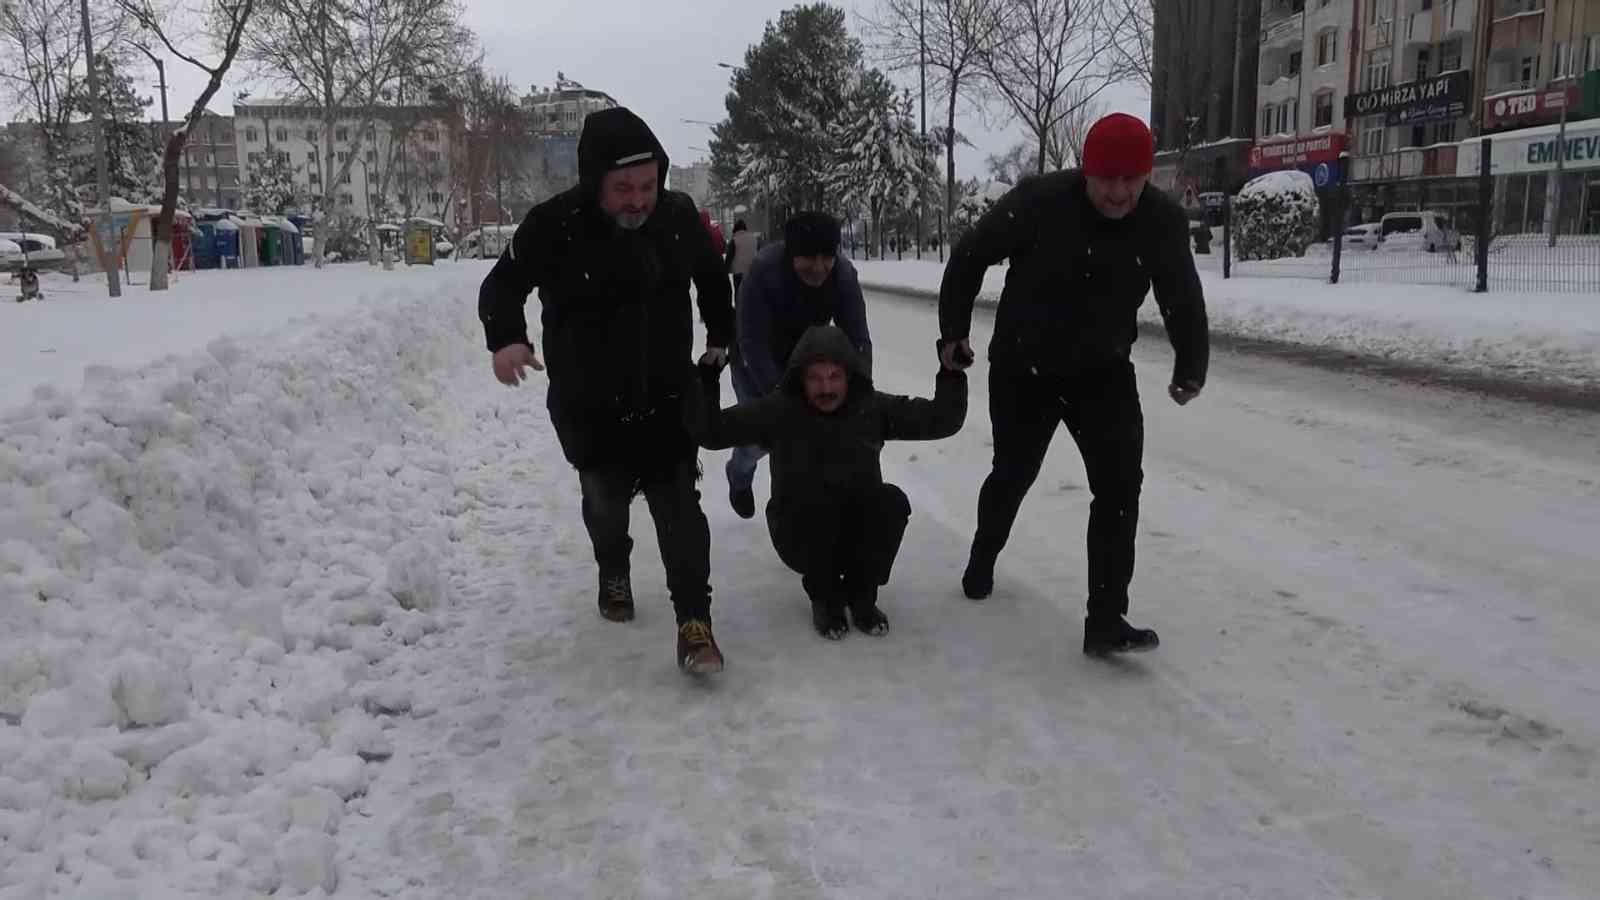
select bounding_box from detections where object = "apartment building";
[233,99,458,224]
[1150,0,1261,195]
[1345,0,1480,221]
[1249,0,1358,234]
[179,112,242,210]
[522,78,618,136]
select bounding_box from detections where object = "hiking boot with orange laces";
[597,573,635,622]
[676,620,725,674]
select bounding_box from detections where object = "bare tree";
[0,0,127,278]
[117,0,256,289]
[1104,0,1153,91]
[241,0,474,266]
[980,0,1123,175]
[1045,83,1104,169]
[860,0,1008,226]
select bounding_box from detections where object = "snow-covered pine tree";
[77,57,162,205]
[242,151,304,215]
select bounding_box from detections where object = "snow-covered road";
[335,289,1600,899]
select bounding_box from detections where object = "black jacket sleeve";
[1147,201,1210,388]
[682,364,785,451]
[686,205,734,349]
[833,260,873,376]
[477,214,540,353]
[879,369,968,441]
[938,181,1034,341]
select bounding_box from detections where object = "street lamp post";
[918,0,926,261]
[80,0,119,297]
[1549,0,1579,247]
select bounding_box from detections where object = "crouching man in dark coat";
[478,107,733,675]
[686,326,967,638]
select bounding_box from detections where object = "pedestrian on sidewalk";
[725,211,872,520]
[686,325,966,638]
[724,218,758,296]
[936,112,1209,657]
[478,106,734,675]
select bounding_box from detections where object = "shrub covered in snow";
[1232,170,1320,261]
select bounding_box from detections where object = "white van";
[1378,211,1461,253]
[456,224,518,260]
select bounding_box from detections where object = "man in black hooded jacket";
[686,326,966,639]
[478,107,733,675]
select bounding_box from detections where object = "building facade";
[232,99,458,224]
[522,77,618,136]
[1248,0,1359,234]
[1151,0,1262,195]
[179,112,242,210]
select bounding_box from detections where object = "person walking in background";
[725,218,758,295]
[478,107,734,675]
[937,112,1209,658]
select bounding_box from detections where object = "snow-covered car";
[0,232,66,271]
[1343,223,1383,249]
[1380,211,1461,253]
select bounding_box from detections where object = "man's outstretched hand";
[1168,380,1202,406]
[493,343,543,386]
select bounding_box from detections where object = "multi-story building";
[179,112,242,210]
[522,76,618,136]
[232,99,458,225]
[1462,0,1600,235]
[668,161,714,208]
[1345,0,1480,223]
[1150,0,1261,197]
[1249,0,1358,234]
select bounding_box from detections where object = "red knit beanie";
[1082,113,1155,178]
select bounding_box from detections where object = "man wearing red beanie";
[936,111,1209,657]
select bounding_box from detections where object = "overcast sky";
[90,0,1149,184]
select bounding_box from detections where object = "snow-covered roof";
[1238,170,1316,199]
[407,217,446,228]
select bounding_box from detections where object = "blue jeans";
[726,361,769,494]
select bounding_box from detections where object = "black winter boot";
[962,550,994,600]
[804,575,848,640]
[846,585,889,637]
[597,572,635,622]
[1082,616,1159,657]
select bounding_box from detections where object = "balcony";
[1489,8,1543,51]
[1365,18,1394,50]
[1349,144,1460,182]
[1261,13,1305,47]
[1404,12,1434,45]
[1443,0,1476,34]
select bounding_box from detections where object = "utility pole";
[80,0,120,297]
[918,0,927,261]
[1231,0,1247,139]
[1549,0,1577,247]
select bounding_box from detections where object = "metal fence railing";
[1216,137,1600,294]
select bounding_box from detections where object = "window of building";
[275,127,287,142]
[340,192,353,206]
[336,127,349,142]
[306,129,317,143]
[1277,99,1298,134]
[1361,115,1385,155]
[1587,34,1600,72]
[336,151,349,163]
[1261,105,1274,136]
[1410,123,1427,147]
[1434,121,1456,144]
[244,127,258,143]
[1316,29,1338,67]
[429,191,443,204]
[1440,38,1463,73]
[1519,54,1540,85]
[1415,47,1432,79]
[341,172,351,184]
[247,151,261,165]
[222,129,235,143]
[1364,50,1391,91]
[425,150,441,163]
[309,170,321,183]
[1288,50,1302,77]
[365,149,377,164]
[1314,91,1335,128]
[306,151,317,163]
[423,129,438,142]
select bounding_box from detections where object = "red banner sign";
[1483,84,1582,130]
[1249,134,1349,170]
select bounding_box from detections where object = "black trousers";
[578,460,712,623]
[971,360,1144,620]
[768,483,912,602]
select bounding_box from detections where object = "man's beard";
[612,209,650,230]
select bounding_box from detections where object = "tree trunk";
[945,92,958,229]
[149,130,185,290]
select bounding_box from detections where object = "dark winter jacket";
[939,170,1209,387]
[478,108,734,475]
[734,242,872,398]
[686,325,965,506]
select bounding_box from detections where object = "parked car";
[1379,211,1461,252]
[1343,223,1384,250]
[0,232,66,271]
